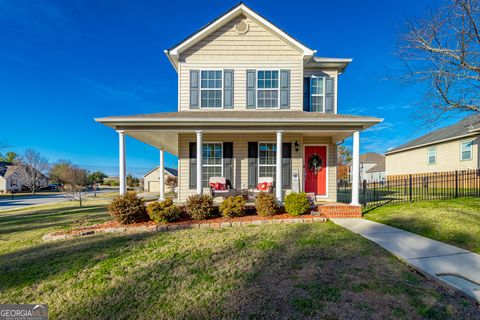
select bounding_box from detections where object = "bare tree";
[398,0,480,122]
[61,165,89,207]
[15,149,49,194]
[165,175,178,196]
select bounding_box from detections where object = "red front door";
[304,146,327,195]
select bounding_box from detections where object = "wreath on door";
[308,154,323,175]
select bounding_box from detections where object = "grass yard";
[365,197,480,254]
[0,201,479,319]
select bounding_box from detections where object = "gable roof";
[360,152,385,163]
[144,166,178,178]
[0,162,13,178]
[385,115,480,155]
[365,158,385,173]
[164,3,316,69]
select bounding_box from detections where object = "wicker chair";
[208,177,231,198]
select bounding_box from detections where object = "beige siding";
[143,168,174,193]
[177,133,337,203]
[178,15,303,111]
[386,136,479,176]
[0,177,6,193]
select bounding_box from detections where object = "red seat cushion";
[256,182,272,191]
[209,182,226,191]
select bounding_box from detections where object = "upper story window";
[257,70,279,108]
[310,77,324,112]
[200,70,222,108]
[427,147,436,165]
[460,140,473,160]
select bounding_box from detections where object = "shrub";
[255,192,277,217]
[284,192,310,216]
[186,194,214,220]
[220,196,246,218]
[108,192,148,224]
[146,198,181,223]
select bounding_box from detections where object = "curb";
[42,217,327,241]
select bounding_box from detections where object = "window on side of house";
[310,77,325,112]
[427,147,436,165]
[258,142,276,181]
[200,70,222,108]
[461,140,473,160]
[202,142,223,187]
[257,70,279,108]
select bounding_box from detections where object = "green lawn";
[365,197,480,253]
[0,201,478,319]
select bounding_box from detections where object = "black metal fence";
[337,169,480,209]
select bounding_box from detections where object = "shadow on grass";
[52,223,478,319]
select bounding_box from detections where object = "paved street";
[0,188,117,211]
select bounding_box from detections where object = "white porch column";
[196,130,203,195]
[276,130,283,203]
[351,131,360,205]
[117,130,126,195]
[159,148,165,201]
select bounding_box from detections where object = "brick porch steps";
[315,203,362,218]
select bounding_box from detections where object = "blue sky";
[0,0,457,176]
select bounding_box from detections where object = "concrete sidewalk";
[332,218,480,301]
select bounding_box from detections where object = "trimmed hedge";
[284,192,310,216]
[220,196,246,218]
[255,192,277,217]
[108,192,148,224]
[146,198,181,223]
[186,194,214,220]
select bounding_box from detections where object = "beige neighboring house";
[95,3,381,204]
[385,115,480,176]
[0,162,21,193]
[144,167,178,193]
[347,153,385,181]
[0,162,49,193]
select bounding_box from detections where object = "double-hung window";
[310,77,325,112]
[202,142,223,186]
[257,70,279,108]
[258,143,276,180]
[200,70,222,108]
[427,147,436,165]
[461,140,473,161]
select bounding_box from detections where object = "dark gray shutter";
[224,70,234,109]
[303,77,310,111]
[223,142,233,188]
[280,70,290,109]
[189,142,197,189]
[282,143,292,189]
[325,77,335,113]
[246,70,256,109]
[190,70,199,109]
[248,142,258,188]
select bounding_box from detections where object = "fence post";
[409,174,413,203]
[455,170,459,198]
[362,179,367,207]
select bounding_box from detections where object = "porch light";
[294,141,300,152]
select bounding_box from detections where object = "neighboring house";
[346,153,385,181]
[95,3,381,204]
[144,167,178,193]
[0,162,49,193]
[385,115,480,176]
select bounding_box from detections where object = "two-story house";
[95,3,381,205]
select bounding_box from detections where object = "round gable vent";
[234,20,249,34]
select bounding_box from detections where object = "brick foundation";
[316,203,362,218]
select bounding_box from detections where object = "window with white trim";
[258,143,276,180]
[257,70,279,108]
[310,77,325,112]
[200,70,222,108]
[461,140,473,160]
[202,143,223,186]
[427,147,436,165]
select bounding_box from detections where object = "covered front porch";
[95,111,381,206]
